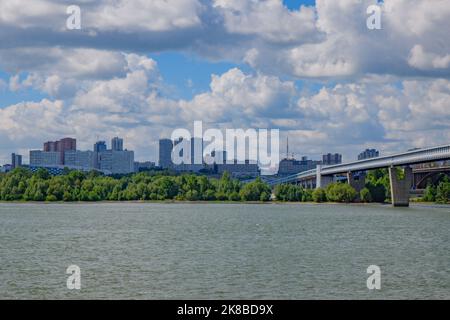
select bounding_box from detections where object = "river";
[0,202,449,299]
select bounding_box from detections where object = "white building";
[99,150,134,174]
[30,150,61,167]
[64,150,95,170]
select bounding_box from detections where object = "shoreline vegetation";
[0,167,449,205]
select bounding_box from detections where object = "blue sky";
[0,0,318,106]
[0,0,317,105]
[0,0,318,105]
[152,0,317,99]
[283,0,315,9]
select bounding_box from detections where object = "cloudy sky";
[0,0,449,165]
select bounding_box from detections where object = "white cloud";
[1,0,449,79]
[213,0,319,44]
[244,0,450,78]
[1,62,449,163]
[91,0,203,32]
[0,1,449,164]
[408,45,450,70]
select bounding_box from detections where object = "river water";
[0,202,449,299]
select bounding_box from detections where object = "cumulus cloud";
[1,0,448,80]
[408,45,450,70]
[242,0,450,78]
[213,0,319,44]
[1,59,449,163]
[0,0,449,163]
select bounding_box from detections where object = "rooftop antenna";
[286,136,289,159]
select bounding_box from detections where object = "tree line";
[0,167,448,204]
[0,168,271,202]
[275,169,449,204]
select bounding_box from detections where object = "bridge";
[413,165,450,189]
[269,144,450,207]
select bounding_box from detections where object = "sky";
[0,0,449,165]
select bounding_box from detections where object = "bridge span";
[269,144,450,207]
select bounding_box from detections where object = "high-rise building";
[159,139,173,169]
[98,150,134,174]
[358,149,380,160]
[30,150,62,167]
[94,141,107,153]
[31,137,135,174]
[111,137,124,152]
[11,153,22,169]
[322,153,342,166]
[44,141,57,152]
[58,138,77,152]
[64,150,95,169]
[278,156,321,176]
[43,138,76,165]
[93,141,107,169]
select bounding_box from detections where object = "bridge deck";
[270,144,450,186]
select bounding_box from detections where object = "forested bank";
[0,168,448,204]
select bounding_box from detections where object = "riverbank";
[1,200,448,208]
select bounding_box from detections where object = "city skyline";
[1,132,383,172]
[0,0,449,167]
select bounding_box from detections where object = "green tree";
[326,183,357,203]
[312,188,327,203]
[274,184,303,202]
[360,188,372,203]
[435,178,449,204]
[422,185,436,202]
[366,169,390,201]
[302,189,313,202]
[239,177,271,201]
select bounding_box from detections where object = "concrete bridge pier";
[317,175,333,189]
[315,165,333,189]
[347,171,366,196]
[389,166,413,207]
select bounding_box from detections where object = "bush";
[366,182,387,203]
[228,192,241,202]
[45,195,58,202]
[360,188,372,203]
[185,190,199,201]
[366,169,390,201]
[215,192,228,201]
[302,189,313,202]
[260,192,271,202]
[422,185,436,202]
[326,183,357,203]
[435,181,449,204]
[239,177,271,201]
[274,184,303,202]
[312,188,327,203]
